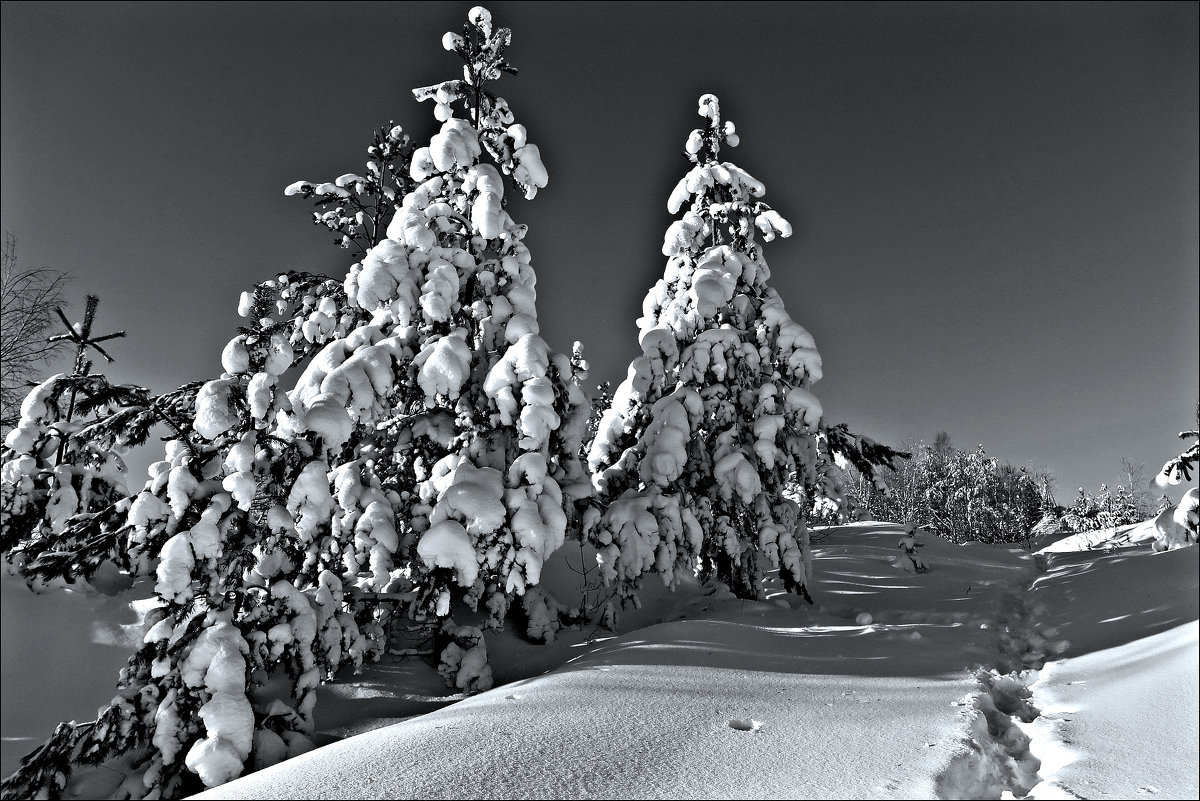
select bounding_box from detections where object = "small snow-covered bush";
[437,620,494,694]
[896,524,928,573]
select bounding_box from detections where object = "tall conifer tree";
[588,95,826,609]
[1,8,587,798]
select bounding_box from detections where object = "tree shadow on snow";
[1032,544,1199,658]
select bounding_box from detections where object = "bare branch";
[0,233,71,429]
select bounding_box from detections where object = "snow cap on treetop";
[412,5,547,199]
[468,6,492,33]
[687,94,740,164]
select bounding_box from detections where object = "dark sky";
[2,1,1197,498]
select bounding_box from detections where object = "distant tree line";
[842,432,1047,544]
[1056,458,1168,535]
[836,432,1171,545]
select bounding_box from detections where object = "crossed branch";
[47,294,125,371]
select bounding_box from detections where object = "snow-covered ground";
[3,521,1196,799]
[0,570,149,775]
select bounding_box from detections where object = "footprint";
[728,718,763,732]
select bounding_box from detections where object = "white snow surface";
[190,522,1197,800]
[3,522,1196,798]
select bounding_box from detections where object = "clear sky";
[2,1,1196,499]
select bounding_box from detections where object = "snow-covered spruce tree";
[1,88,395,801]
[270,1,589,662]
[587,95,830,611]
[1,7,586,799]
[1,282,368,800]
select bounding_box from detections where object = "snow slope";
[1021,533,1199,798]
[3,522,1195,799]
[1024,622,1198,799]
[197,523,1197,800]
